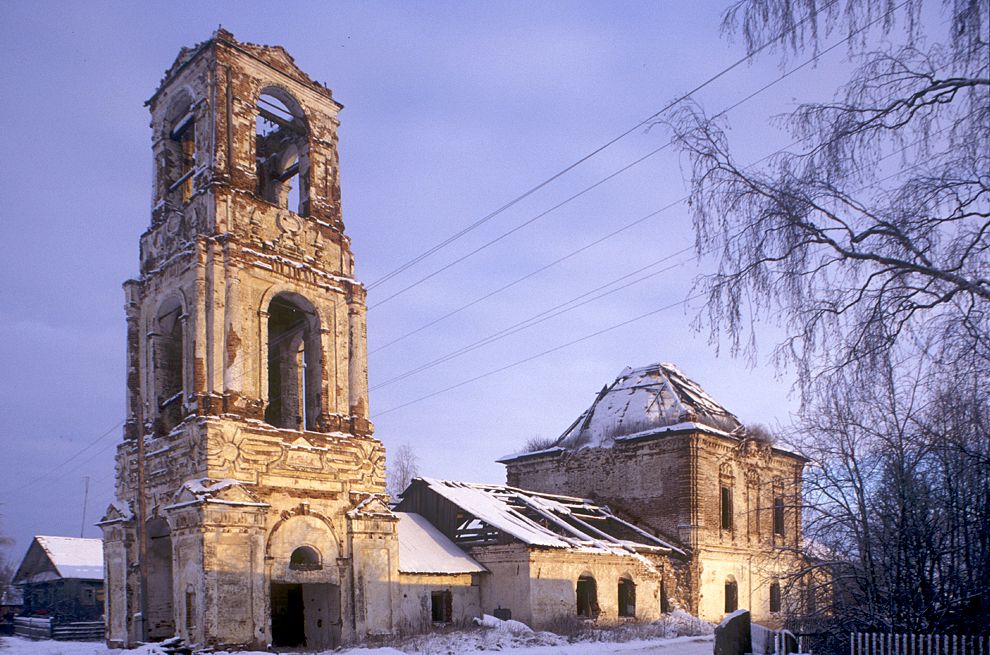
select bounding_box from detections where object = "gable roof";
[14,536,104,584]
[548,362,742,451]
[395,512,487,575]
[411,478,684,557]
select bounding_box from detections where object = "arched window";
[289,545,321,571]
[163,93,196,204]
[617,576,636,618]
[724,576,738,613]
[576,574,599,618]
[256,90,309,215]
[265,294,321,430]
[769,580,781,613]
[153,297,184,435]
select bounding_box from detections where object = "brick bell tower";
[99,30,397,650]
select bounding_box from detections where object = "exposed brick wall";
[505,429,806,621]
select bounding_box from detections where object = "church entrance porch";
[270,582,341,650]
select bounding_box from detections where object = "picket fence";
[851,633,988,655]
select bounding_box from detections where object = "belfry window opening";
[162,94,196,205]
[256,91,308,215]
[152,298,184,435]
[266,295,321,431]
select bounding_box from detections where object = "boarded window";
[769,581,781,612]
[721,486,733,530]
[725,579,738,613]
[618,577,636,618]
[773,496,785,536]
[431,590,452,623]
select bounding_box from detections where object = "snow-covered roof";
[396,512,487,575]
[545,362,741,451]
[19,536,104,582]
[418,478,684,557]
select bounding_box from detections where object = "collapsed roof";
[549,362,742,451]
[404,478,684,557]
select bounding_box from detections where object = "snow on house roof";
[420,478,685,557]
[34,536,103,581]
[395,512,487,575]
[549,362,742,451]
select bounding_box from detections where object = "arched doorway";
[146,517,174,640]
[618,575,636,618]
[267,516,341,649]
[724,575,738,613]
[576,574,599,618]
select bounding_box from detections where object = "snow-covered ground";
[0,635,713,655]
[0,611,714,655]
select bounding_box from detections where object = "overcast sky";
[0,1,870,556]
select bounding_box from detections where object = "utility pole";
[79,476,90,537]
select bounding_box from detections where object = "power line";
[367,145,668,309]
[0,419,123,496]
[371,249,694,391]
[364,0,843,293]
[365,1,887,312]
[371,133,934,417]
[374,294,704,417]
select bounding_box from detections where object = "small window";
[725,579,738,613]
[769,581,781,612]
[186,590,195,633]
[805,583,817,613]
[430,590,452,623]
[773,496,785,536]
[721,486,733,530]
[618,577,636,618]
[289,546,321,571]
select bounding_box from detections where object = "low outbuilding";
[12,536,104,624]
[395,478,687,628]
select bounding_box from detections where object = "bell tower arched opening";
[152,295,185,435]
[256,90,309,216]
[265,294,322,431]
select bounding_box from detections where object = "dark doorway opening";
[431,590,452,623]
[146,518,174,640]
[725,579,738,613]
[270,582,341,650]
[576,575,599,618]
[271,583,304,647]
[618,577,636,618]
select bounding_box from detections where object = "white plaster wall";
[394,573,481,634]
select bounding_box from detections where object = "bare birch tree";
[667,0,988,389]
[667,0,990,643]
[386,442,420,500]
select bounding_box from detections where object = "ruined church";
[100,31,808,650]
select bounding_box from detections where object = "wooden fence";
[13,616,104,641]
[851,633,988,655]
